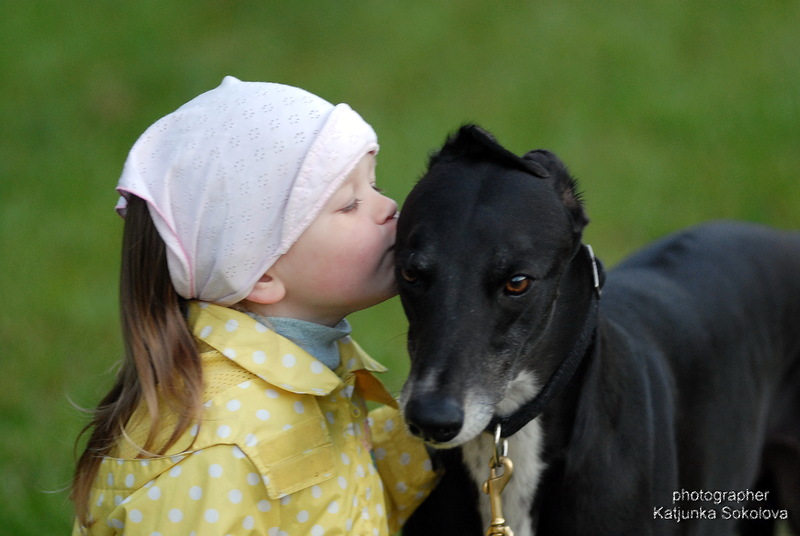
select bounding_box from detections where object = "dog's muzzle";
[403,394,465,444]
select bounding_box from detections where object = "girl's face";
[249,153,399,325]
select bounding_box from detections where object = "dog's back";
[605,220,800,383]
[607,224,798,483]
[600,222,800,532]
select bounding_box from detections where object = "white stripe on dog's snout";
[450,369,541,446]
[447,391,494,446]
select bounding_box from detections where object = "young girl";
[72,76,437,535]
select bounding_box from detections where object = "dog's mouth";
[401,370,540,448]
[401,391,495,449]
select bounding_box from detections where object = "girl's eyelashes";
[340,199,362,213]
[339,185,385,213]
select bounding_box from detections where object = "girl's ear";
[244,271,286,304]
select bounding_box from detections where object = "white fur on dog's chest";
[461,419,545,536]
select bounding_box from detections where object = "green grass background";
[1,1,798,534]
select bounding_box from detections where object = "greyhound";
[395,125,800,535]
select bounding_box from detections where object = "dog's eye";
[399,268,418,284]
[504,275,532,296]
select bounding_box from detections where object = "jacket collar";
[187,301,389,400]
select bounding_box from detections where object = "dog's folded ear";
[524,149,589,236]
[429,125,589,236]
[431,125,551,178]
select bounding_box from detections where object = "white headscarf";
[116,76,378,305]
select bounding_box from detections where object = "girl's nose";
[378,195,399,224]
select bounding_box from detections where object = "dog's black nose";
[405,396,464,444]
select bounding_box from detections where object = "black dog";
[395,125,800,535]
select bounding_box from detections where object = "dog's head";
[395,125,589,447]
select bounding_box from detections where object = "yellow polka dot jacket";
[73,302,438,535]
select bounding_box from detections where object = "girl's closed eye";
[371,184,384,194]
[340,199,362,213]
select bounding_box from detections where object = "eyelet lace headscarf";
[116,76,379,306]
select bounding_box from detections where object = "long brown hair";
[71,195,203,527]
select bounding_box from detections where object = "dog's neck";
[487,244,602,438]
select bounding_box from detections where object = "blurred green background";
[1,1,798,534]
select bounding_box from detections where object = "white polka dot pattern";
[74,303,437,536]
